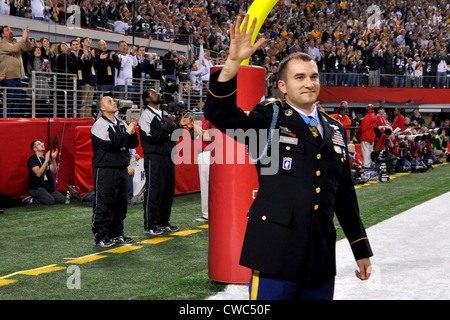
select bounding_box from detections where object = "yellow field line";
[0,224,209,287]
[0,264,61,279]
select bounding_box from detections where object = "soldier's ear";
[277,79,287,94]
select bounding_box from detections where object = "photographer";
[432,128,448,161]
[405,133,427,171]
[138,89,193,236]
[393,139,411,172]
[374,127,397,172]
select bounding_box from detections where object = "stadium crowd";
[0,0,449,88]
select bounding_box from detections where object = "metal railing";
[319,72,450,88]
[1,70,449,118]
[0,72,163,118]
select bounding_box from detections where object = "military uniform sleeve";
[334,131,373,260]
[204,70,272,134]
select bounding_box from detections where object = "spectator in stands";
[366,45,382,87]
[114,17,130,34]
[131,45,151,103]
[90,0,103,29]
[189,60,206,92]
[53,41,71,112]
[422,49,437,88]
[66,0,81,25]
[31,0,45,21]
[393,47,407,88]
[198,39,213,83]
[80,0,93,28]
[0,26,32,118]
[114,40,137,99]
[26,46,51,116]
[135,11,152,36]
[412,53,424,87]
[79,37,97,117]
[132,45,151,80]
[405,57,415,88]
[39,37,56,68]
[23,140,65,205]
[358,104,378,168]
[95,40,117,98]
[106,0,119,25]
[436,47,449,88]
[67,39,87,116]
[0,0,10,15]
[325,45,339,86]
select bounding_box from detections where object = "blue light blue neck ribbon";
[299,112,319,127]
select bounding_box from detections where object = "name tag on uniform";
[280,136,298,145]
[282,157,292,170]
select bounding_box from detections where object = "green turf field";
[0,163,449,300]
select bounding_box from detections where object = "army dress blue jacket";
[204,70,373,284]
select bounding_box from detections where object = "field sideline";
[0,163,449,300]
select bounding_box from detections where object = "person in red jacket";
[392,107,405,132]
[332,106,352,140]
[376,106,390,131]
[358,104,378,168]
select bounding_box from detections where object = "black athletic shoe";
[21,196,33,204]
[143,227,164,235]
[161,224,179,232]
[111,235,134,244]
[94,238,115,247]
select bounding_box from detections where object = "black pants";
[143,153,175,229]
[92,167,128,241]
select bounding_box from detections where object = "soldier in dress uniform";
[204,15,373,300]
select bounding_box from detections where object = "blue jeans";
[436,72,447,88]
[394,76,405,88]
[2,78,23,118]
[346,71,357,86]
[328,70,336,86]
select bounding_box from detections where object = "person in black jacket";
[90,95,139,247]
[25,140,65,205]
[366,44,382,86]
[53,42,74,117]
[138,89,193,236]
[204,15,373,300]
[79,37,99,117]
[68,39,86,116]
[95,40,118,98]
